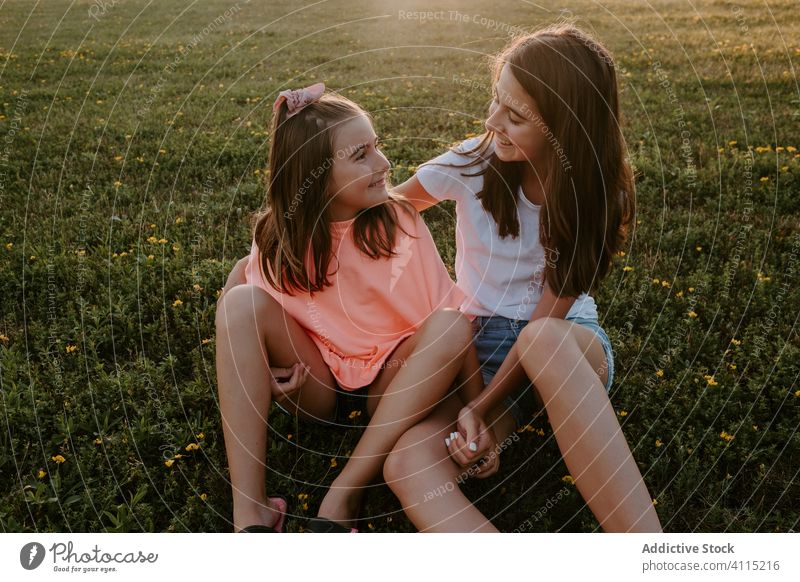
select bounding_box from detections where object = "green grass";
[1,0,798,532]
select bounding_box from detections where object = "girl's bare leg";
[215,284,338,531]
[316,309,474,527]
[516,317,662,532]
[384,394,519,532]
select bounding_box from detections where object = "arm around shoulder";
[392,174,440,212]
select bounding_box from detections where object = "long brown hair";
[447,24,634,297]
[252,92,414,295]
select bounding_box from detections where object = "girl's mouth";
[496,135,513,148]
[369,176,386,188]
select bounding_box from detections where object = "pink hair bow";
[272,82,325,118]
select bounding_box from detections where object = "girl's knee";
[518,317,571,363]
[422,309,473,352]
[215,284,277,330]
[383,429,433,488]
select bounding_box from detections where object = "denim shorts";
[471,315,615,429]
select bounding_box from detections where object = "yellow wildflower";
[5,242,13,250]
[348,410,362,420]
[656,369,664,378]
[196,432,205,440]
[164,459,174,468]
[759,176,769,182]
[704,375,718,386]
[185,443,200,452]
[731,338,741,346]
[147,236,158,244]
[330,458,338,468]
[688,287,695,292]
[175,217,184,224]
[66,344,77,354]
[199,493,208,501]
[720,431,734,442]
[661,280,671,288]
[623,265,634,272]
[688,310,698,318]
[38,469,46,479]
[52,455,66,464]
[0,334,8,344]
[618,410,628,417]
[173,299,183,307]
[562,475,575,485]
[94,437,102,445]
[676,291,684,298]
[655,439,663,447]
[728,140,737,146]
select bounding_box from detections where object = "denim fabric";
[471,315,614,428]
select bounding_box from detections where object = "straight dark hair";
[440,24,634,297]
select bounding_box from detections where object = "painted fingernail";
[469,442,478,452]
[445,438,451,447]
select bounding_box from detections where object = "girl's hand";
[269,363,309,400]
[446,405,500,479]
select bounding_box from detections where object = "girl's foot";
[316,485,362,530]
[234,496,287,532]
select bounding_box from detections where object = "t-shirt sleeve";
[405,210,467,313]
[414,137,484,204]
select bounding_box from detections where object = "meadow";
[1,0,798,532]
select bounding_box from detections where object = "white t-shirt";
[415,137,598,321]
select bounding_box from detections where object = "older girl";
[386,25,662,533]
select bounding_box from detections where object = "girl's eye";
[356,151,366,161]
[508,115,521,126]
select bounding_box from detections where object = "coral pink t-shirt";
[244,206,466,390]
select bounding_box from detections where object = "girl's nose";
[485,104,503,135]
[375,150,390,173]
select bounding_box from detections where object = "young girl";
[215,83,482,532]
[385,25,663,532]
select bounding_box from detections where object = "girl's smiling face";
[485,63,549,165]
[327,114,390,221]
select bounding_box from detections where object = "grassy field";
[1,0,798,533]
